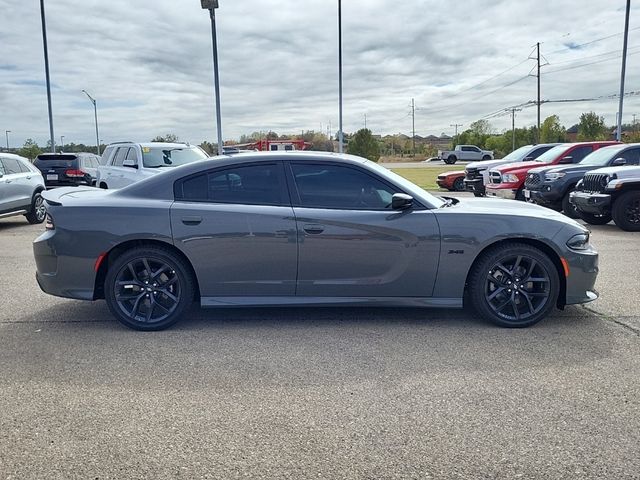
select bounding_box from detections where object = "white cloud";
[0,0,638,148]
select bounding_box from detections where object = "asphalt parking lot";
[1,212,639,479]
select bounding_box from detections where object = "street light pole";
[5,130,10,150]
[201,0,224,156]
[39,0,55,153]
[82,90,101,156]
[60,135,65,152]
[338,0,344,153]
[617,0,631,142]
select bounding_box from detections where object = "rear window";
[36,154,78,162]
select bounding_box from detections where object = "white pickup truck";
[96,142,208,189]
[437,145,493,165]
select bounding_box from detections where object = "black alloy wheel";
[105,247,194,330]
[445,155,457,165]
[25,193,46,224]
[612,191,640,232]
[453,177,465,191]
[469,243,559,327]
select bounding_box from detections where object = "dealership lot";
[1,215,639,478]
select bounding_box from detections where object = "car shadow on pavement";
[0,218,32,231]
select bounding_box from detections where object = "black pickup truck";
[523,144,640,218]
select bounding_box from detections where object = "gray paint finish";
[34,152,598,313]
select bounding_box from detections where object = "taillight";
[65,169,85,178]
[45,214,55,230]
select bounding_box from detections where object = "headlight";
[545,172,566,181]
[566,232,590,250]
[502,173,519,183]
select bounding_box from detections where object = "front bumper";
[564,247,599,306]
[486,186,517,200]
[569,191,612,215]
[464,178,485,194]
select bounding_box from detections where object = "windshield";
[501,145,532,162]
[363,159,446,208]
[142,147,207,168]
[534,144,572,163]
[579,145,624,166]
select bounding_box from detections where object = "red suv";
[485,141,619,200]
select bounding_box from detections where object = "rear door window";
[620,148,640,165]
[176,163,286,206]
[1,158,22,175]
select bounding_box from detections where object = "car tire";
[482,155,491,160]
[99,182,108,189]
[445,155,457,165]
[453,177,465,191]
[578,211,612,225]
[561,189,579,219]
[515,188,526,201]
[104,246,195,331]
[25,192,46,224]
[473,192,485,198]
[611,191,640,231]
[468,243,559,328]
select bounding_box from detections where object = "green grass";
[389,166,465,191]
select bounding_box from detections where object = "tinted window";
[291,163,398,210]
[1,158,22,175]
[142,147,206,168]
[270,144,278,151]
[529,145,553,159]
[569,146,593,163]
[620,148,640,165]
[177,164,285,205]
[113,147,129,166]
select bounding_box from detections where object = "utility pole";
[633,114,637,135]
[450,123,462,138]
[364,113,367,129]
[509,108,522,151]
[39,0,55,153]
[4,130,10,150]
[337,0,344,153]
[617,0,631,142]
[411,98,416,157]
[536,42,541,142]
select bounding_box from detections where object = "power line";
[545,50,640,75]
[545,26,640,55]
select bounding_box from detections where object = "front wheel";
[453,177,465,191]
[561,189,579,219]
[25,192,46,224]
[445,155,457,165]
[578,211,611,225]
[612,191,640,231]
[105,246,195,331]
[468,243,559,328]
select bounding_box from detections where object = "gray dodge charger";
[34,152,599,331]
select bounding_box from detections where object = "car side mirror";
[559,155,573,164]
[123,159,138,169]
[392,193,413,210]
[612,157,627,166]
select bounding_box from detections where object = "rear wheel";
[99,182,108,189]
[25,192,46,224]
[612,191,640,231]
[468,243,559,328]
[578,211,611,225]
[105,246,195,331]
[453,177,465,191]
[445,155,457,165]
[482,155,491,160]
[561,189,579,219]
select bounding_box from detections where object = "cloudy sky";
[1,0,639,148]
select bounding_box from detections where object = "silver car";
[0,153,46,224]
[34,152,599,331]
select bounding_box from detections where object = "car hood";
[447,196,583,226]
[584,165,640,178]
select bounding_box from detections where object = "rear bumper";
[33,230,96,301]
[570,191,612,215]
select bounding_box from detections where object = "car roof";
[0,152,31,163]
[107,142,194,149]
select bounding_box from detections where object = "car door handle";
[181,216,202,226]
[303,224,324,234]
